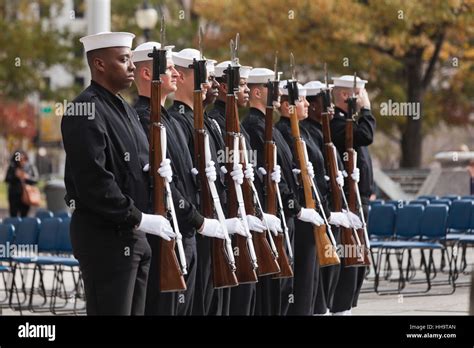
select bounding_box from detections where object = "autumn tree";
[194,0,473,168]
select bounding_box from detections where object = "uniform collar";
[334,106,347,118]
[249,107,265,118]
[173,100,193,115]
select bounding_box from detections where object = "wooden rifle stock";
[288,107,340,267]
[345,106,370,266]
[224,95,258,283]
[321,108,364,267]
[193,89,238,288]
[149,77,186,292]
[264,110,293,279]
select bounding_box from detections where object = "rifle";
[193,29,238,289]
[286,54,340,267]
[344,73,371,265]
[223,34,258,283]
[262,54,293,278]
[321,67,364,267]
[148,16,187,291]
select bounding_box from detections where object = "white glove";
[357,88,371,110]
[262,213,282,236]
[244,163,255,182]
[298,208,324,226]
[158,158,173,183]
[191,167,199,176]
[351,167,360,183]
[143,163,150,172]
[307,162,315,179]
[230,164,244,185]
[336,170,344,188]
[199,218,226,239]
[292,168,301,182]
[246,214,266,233]
[328,212,350,228]
[137,213,176,241]
[205,161,217,182]
[346,211,363,229]
[220,166,228,174]
[225,217,246,236]
[271,165,281,184]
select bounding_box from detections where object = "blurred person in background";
[4,149,38,217]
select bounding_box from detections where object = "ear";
[220,82,228,94]
[93,57,105,73]
[254,87,261,99]
[177,70,185,82]
[140,66,151,81]
[281,100,289,111]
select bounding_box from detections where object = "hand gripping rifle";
[321,67,364,267]
[224,34,259,283]
[344,73,370,265]
[193,28,238,288]
[148,17,187,292]
[286,54,340,267]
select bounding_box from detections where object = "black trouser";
[314,228,341,314]
[176,236,197,315]
[70,212,151,315]
[8,194,30,217]
[287,220,319,316]
[193,234,223,315]
[352,203,369,308]
[144,234,176,315]
[229,283,256,315]
[254,276,281,315]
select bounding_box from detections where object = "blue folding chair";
[418,195,438,202]
[413,205,455,295]
[431,199,452,206]
[54,211,71,219]
[373,205,424,294]
[2,217,22,231]
[441,195,460,201]
[367,205,397,280]
[408,199,429,206]
[23,218,62,312]
[385,200,406,210]
[446,200,472,234]
[35,209,54,221]
[0,223,16,304]
[7,217,40,313]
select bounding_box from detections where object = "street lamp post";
[135,0,158,42]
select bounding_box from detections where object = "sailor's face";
[161,59,179,95]
[296,96,309,120]
[237,78,250,106]
[107,47,136,90]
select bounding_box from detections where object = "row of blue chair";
[0,217,82,315]
[367,204,458,295]
[368,200,474,239]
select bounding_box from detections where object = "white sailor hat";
[80,32,135,53]
[332,75,367,88]
[132,42,174,62]
[206,59,217,74]
[132,41,161,62]
[215,61,252,79]
[172,48,204,68]
[304,81,328,96]
[247,68,276,84]
[279,80,306,97]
